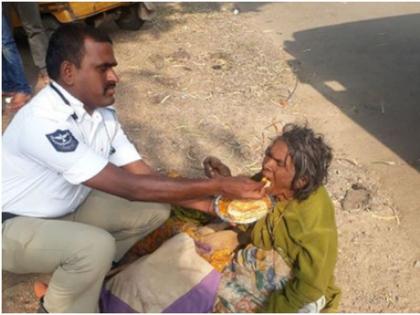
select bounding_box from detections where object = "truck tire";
[116,3,144,31]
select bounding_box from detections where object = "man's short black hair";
[276,123,333,201]
[46,23,113,80]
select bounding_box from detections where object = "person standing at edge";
[2,23,266,313]
[2,13,32,110]
[3,2,50,92]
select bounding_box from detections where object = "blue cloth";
[2,14,31,94]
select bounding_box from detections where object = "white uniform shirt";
[2,82,141,218]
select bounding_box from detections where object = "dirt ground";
[2,3,420,312]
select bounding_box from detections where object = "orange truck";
[10,2,150,31]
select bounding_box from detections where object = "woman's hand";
[203,156,232,178]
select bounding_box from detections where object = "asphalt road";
[235,2,420,249]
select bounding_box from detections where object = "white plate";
[214,195,274,224]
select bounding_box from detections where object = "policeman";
[2,24,265,313]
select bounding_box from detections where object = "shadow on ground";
[284,13,420,170]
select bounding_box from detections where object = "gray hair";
[275,123,332,201]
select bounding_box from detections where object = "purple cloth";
[99,287,136,313]
[163,269,221,313]
[99,269,221,313]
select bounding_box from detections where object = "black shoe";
[37,297,48,313]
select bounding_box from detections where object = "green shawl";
[251,186,342,312]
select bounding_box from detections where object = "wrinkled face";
[72,38,119,112]
[262,139,296,198]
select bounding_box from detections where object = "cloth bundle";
[99,209,296,313]
[100,232,221,313]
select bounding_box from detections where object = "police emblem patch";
[46,129,79,152]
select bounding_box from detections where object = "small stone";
[341,185,370,211]
[233,9,239,15]
[414,260,420,268]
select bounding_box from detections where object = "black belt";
[2,212,19,223]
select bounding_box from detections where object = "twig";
[170,64,187,68]
[261,132,266,153]
[160,94,171,105]
[264,120,283,131]
[391,207,401,225]
[336,157,359,166]
[174,125,189,130]
[371,213,400,225]
[286,72,299,102]
[186,150,197,161]
[372,160,397,166]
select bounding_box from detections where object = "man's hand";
[218,176,266,200]
[203,156,232,178]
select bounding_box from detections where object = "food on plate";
[216,195,273,223]
[261,177,272,189]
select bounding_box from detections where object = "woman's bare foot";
[33,280,48,299]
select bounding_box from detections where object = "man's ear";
[60,61,76,86]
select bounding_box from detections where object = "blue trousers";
[2,14,31,94]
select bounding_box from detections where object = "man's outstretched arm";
[84,162,266,204]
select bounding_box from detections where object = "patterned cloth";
[213,244,292,313]
[126,207,233,272]
[124,206,296,312]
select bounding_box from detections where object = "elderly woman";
[204,123,341,313]
[100,124,340,313]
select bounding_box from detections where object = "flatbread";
[217,195,272,223]
[228,199,269,220]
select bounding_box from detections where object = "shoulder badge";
[46,129,79,152]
